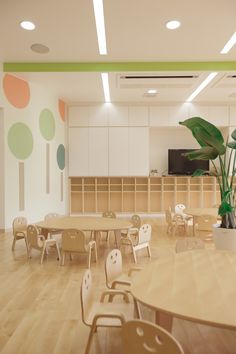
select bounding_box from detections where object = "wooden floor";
[0,217,236,354]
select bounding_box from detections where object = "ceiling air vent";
[118,73,199,89]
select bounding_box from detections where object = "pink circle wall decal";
[3,74,30,108]
[58,99,66,121]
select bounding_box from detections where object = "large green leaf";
[231,129,236,141]
[218,201,234,216]
[227,141,236,149]
[179,117,224,145]
[192,126,226,155]
[192,169,208,176]
[183,146,219,160]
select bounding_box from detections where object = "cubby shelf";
[69,176,221,214]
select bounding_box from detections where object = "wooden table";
[37,216,132,245]
[131,249,236,331]
[185,208,219,236]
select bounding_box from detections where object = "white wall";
[1,75,67,229]
[0,108,5,230]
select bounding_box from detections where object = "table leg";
[192,215,196,236]
[155,311,173,332]
[114,229,121,248]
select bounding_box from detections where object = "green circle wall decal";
[39,108,55,141]
[57,144,65,170]
[8,122,33,160]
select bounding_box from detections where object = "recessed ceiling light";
[30,43,49,54]
[186,72,218,102]
[93,0,107,55]
[220,32,236,54]
[147,89,157,94]
[166,20,181,30]
[101,73,110,102]
[20,20,36,30]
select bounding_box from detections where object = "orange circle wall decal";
[58,99,66,121]
[3,74,30,108]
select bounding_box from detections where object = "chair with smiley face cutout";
[122,319,184,354]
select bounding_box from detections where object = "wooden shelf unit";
[69,176,220,214]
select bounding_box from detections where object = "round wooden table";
[37,216,132,245]
[131,249,236,331]
[185,208,219,236]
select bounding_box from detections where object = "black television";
[168,149,209,175]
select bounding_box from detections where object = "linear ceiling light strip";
[101,72,110,102]
[186,72,218,102]
[93,0,107,55]
[3,61,236,72]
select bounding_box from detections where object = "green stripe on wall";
[3,61,236,72]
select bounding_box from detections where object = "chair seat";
[86,301,134,326]
[108,273,132,289]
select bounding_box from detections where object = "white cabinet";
[108,105,129,126]
[89,128,108,176]
[109,128,129,175]
[188,104,209,119]
[69,128,89,176]
[89,105,109,126]
[68,106,89,127]
[129,106,149,126]
[149,106,169,126]
[229,106,236,126]
[129,128,149,175]
[208,106,229,126]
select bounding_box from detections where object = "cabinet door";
[109,128,129,175]
[129,127,149,176]
[68,106,89,127]
[68,128,89,176]
[89,128,108,176]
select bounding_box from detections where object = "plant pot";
[213,224,236,252]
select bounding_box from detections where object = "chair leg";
[85,323,97,354]
[40,244,47,264]
[87,248,91,268]
[134,298,141,319]
[132,247,137,263]
[55,242,61,261]
[61,252,65,266]
[24,237,29,253]
[12,237,16,251]
[147,245,151,258]
[93,243,98,262]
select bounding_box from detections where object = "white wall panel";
[129,128,149,176]
[108,105,129,126]
[69,128,89,176]
[109,128,129,175]
[69,106,89,126]
[129,106,149,126]
[89,128,108,175]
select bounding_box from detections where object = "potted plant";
[179,117,236,251]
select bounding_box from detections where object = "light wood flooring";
[0,217,236,354]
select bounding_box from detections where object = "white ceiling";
[1,0,236,104]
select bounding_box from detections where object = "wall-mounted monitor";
[168,149,209,175]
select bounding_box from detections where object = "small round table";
[131,249,236,331]
[185,208,219,236]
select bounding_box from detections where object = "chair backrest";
[44,213,60,220]
[138,224,152,244]
[122,319,184,354]
[61,229,87,252]
[27,225,43,249]
[196,214,217,231]
[131,214,141,229]
[105,249,123,286]
[80,269,93,325]
[102,211,116,219]
[175,204,186,215]
[175,237,205,253]
[13,216,27,234]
